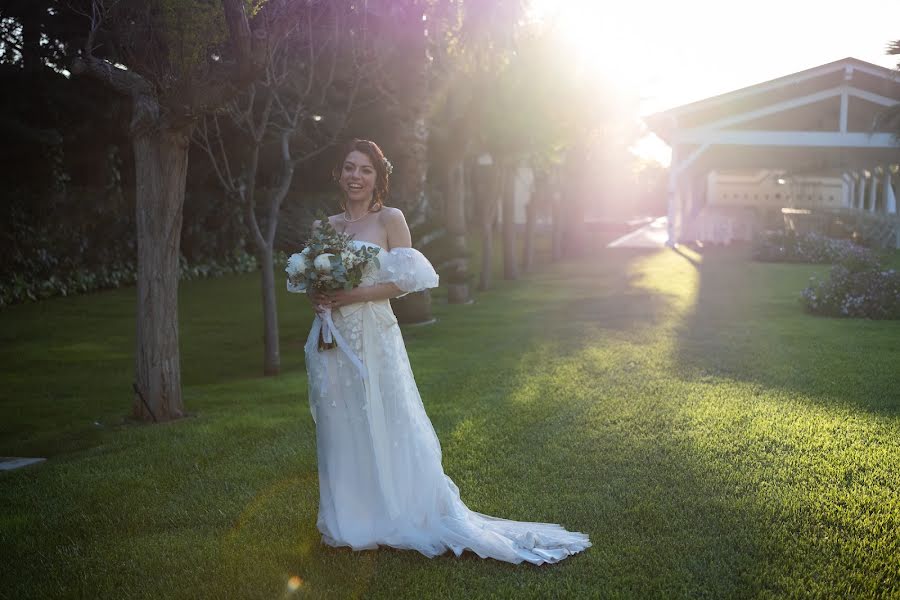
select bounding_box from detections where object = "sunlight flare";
[287,575,303,591]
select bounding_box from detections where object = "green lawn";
[1,243,899,599]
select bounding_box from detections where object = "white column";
[666,148,679,246]
[885,171,897,214]
[846,173,855,208]
[857,173,867,209]
[869,174,879,212]
[683,175,694,222]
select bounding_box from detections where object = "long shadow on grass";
[673,245,900,415]
[0,271,315,457]
[333,340,786,598]
[406,248,679,433]
[0,246,826,598]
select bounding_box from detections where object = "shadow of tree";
[673,244,900,415]
[346,340,786,597]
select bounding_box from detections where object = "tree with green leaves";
[466,26,592,282]
[71,0,285,421]
[425,0,524,293]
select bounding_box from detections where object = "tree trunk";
[445,159,469,303]
[479,216,494,291]
[523,197,537,272]
[562,145,588,258]
[391,112,433,324]
[132,124,189,422]
[525,170,550,269]
[396,116,430,216]
[259,245,280,375]
[476,162,502,291]
[551,185,564,262]
[252,135,293,377]
[502,165,518,280]
[385,5,433,324]
[391,6,430,219]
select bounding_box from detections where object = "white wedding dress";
[296,240,590,565]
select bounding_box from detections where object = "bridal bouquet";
[285,212,380,357]
[285,213,381,293]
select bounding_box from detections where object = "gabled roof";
[647,57,900,143]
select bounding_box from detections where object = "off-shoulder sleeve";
[374,247,439,295]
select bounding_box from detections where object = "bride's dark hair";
[332,138,390,211]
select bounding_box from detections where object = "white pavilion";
[645,57,900,247]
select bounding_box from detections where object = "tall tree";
[876,39,900,139]
[195,1,363,375]
[356,1,434,323]
[426,0,524,292]
[470,28,573,280]
[71,0,283,421]
[472,153,503,291]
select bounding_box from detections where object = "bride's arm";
[325,280,403,308]
[337,282,404,305]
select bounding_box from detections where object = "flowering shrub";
[753,230,866,264]
[2,183,252,309]
[1,250,258,308]
[802,248,900,319]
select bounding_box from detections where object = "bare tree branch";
[223,0,252,79]
[71,54,153,98]
[194,0,365,256]
[192,114,237,194]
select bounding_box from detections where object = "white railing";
[684,206,900,249]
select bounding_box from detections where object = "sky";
[529,0,900,164]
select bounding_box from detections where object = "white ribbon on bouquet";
[319,306,368,381]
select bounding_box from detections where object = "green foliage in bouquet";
[285,211,380,293]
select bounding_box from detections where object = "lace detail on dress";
[301,240,590,565]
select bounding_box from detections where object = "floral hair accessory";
[383,157,393,176]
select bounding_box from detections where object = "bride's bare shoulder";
[378,206,411,247]
[377,206,406,223]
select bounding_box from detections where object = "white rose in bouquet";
[287,252,308,272]
[314,253,335,272]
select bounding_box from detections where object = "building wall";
[707,170,845,210]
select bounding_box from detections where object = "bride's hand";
[307,288,330,314]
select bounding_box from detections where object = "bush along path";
[802,246,900,319]
[753,229,900,319]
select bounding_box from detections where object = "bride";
[296,138,590,565]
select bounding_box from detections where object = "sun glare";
[530,0,899,117]
[531,0,675,109]
[630,133,672,167]
[529,0,899,166]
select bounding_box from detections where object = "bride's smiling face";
[339,150,376,204]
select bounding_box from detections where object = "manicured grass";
[1,243,899,598]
